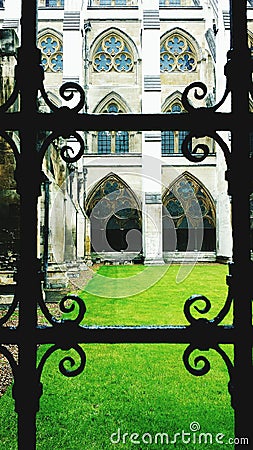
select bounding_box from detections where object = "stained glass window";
[98,131,111,154]
[38,33,63,72]
[115,131,129,153]
[161,131,174,154]
[46,0,64,6]
[93,34,133,72]
[162,103,191,154]
[97,103,129,154]
[160,33,197,72]
[100,0,127,4]
[160,0,181,4]
[163,173,216,251]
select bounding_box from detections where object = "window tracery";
[38,33,63,72]
[45,0,64,6]
[100,0,127,5]
[162,102,191,154]
[160,33,197,72]
[163,173,216,251]
[97,103,129,154]
[93,34,133,72]
[86,174,141,253]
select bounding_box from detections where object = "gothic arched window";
[93,33,133,72]
[100,0,127,4]
[45,0,64,6]
[163,173,216,252]
[86,174,142,253]
[97,103,129,154]
[160,0,181,5]
[38,32,63,72]
[162,102,192,154]
[160,33,197,72]
[98,131,111,154]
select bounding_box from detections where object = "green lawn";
[0,264,235,449]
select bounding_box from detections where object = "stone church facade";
[0,0,252,279]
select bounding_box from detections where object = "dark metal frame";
[0,0,252,448]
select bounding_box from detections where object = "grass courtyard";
[0,263,235,449]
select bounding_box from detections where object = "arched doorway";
[86,174,142,255]
[162,173,216,253]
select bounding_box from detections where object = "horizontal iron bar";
[0,324,244,345]
[0,111,250,132]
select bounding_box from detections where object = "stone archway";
[86,174,142,256]
[162,172,216,253]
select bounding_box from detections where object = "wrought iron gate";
[0,0,252,448]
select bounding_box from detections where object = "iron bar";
[0,0,252,448]
[229,0,253,446]
[15,1,42,448]
[0,324,240,345]
[42,175,50,288]
[0,111,249,132]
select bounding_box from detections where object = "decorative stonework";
[162,101,191,154]
[38,33,63,72]
[163,173,216,229]
[145,193,162,204]
[63,11,80,31]
[160,33,197,72]
[144,75,161,91]
[93,34,133,72]
[143,10,160,30]
[205,28,216,62]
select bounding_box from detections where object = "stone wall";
[0,29,19,269]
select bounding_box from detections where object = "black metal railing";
[0,0,252,449]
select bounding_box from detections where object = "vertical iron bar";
[15,0,41,448]
[229,0,253,446]
[42,176,50,288]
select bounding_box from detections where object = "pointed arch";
[162,90,184,113]
[38,28,63,72]
[38,27,63,42]
[161,92,191,155]
[91,28,136,73]
[86,173,142,253]
[38,91,62,110]
[93,91,131,113]
[90,27,139,61]
[93,96,131,154]
[86,172,141,216]
[162,172,216,252]
[160,27,201,73]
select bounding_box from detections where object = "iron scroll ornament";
[180,81,231,166]
[179,77,234,394]
[35,295,87,410]
[38,294,86,326]
[0,47,86,167]
[0,45,88,403]
[182,287,234,406]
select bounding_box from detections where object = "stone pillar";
[0,29,20,271]
[141,1,164,265]
[62,1,86,260]
[215,0,232,261]
[63,0,83,88]
[76,168,86,259]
